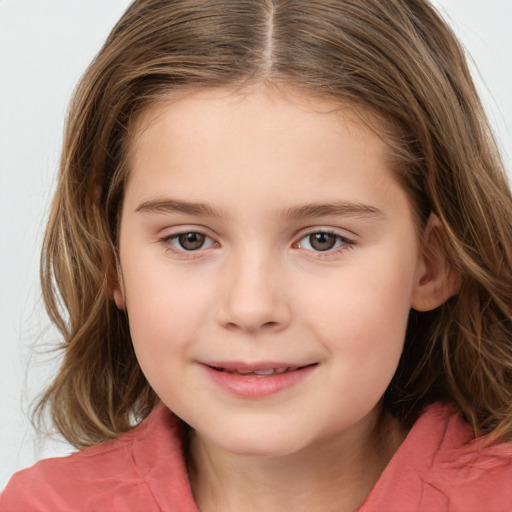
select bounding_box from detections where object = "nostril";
[225,320,277,330]
[216,290,291,333]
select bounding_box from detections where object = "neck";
[187,409,407,512]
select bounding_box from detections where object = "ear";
[112,265,126,311]
[411,214,461,312]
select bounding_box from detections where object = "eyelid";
[170,233,216,250]
[158,224,218,241]
[158,226,220,257]
[293,228,356,254]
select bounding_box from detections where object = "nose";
[216,251,291,334]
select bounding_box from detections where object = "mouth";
[202,362,317,398]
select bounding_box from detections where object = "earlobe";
[112,266,126,311]
[113,287,125,310]
[411,214,461,312]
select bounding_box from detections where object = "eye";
[297,232,352,252]
[167,232,215,251]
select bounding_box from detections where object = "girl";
[2,0,512,510]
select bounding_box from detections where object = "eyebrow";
[136,198,228,218]
[283,201,385,220]
[135,198,384,220]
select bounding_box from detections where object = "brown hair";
[37,0,512,448]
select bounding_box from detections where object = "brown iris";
[178,232,206,250]
[309,233,337,251]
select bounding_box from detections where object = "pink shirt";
[2,402,512,511]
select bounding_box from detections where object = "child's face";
[116,87,426,457]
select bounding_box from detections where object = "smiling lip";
[201,361,317,398]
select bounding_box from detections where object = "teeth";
[244,367,294,376]
[216,366,303,375]
[253,369,277,375]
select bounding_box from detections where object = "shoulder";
[361,403,512,512]
[429,404,512,511]
[418,403,512,510]
[1,403,191,512]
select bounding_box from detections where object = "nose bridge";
[217,244,290,333]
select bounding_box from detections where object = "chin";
[203,424,314,459]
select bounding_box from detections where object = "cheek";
[305,257,414,334]
[124,282,198,398]
[121,258,217,367]
[299,244,418,378]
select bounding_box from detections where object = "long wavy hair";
[36,0,512,448]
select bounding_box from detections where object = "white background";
[1,0,511,489]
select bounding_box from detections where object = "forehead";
[130,85,390,153]
[123,86,409,219]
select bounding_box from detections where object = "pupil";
[179,232,205,251]
[310,233,336,251]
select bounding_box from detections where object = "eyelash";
[295,230,355,255]
[159,229,355,258]
[160,231,218,258]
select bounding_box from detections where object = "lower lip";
[202,365,316,399]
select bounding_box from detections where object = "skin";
[114,86,455,512]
